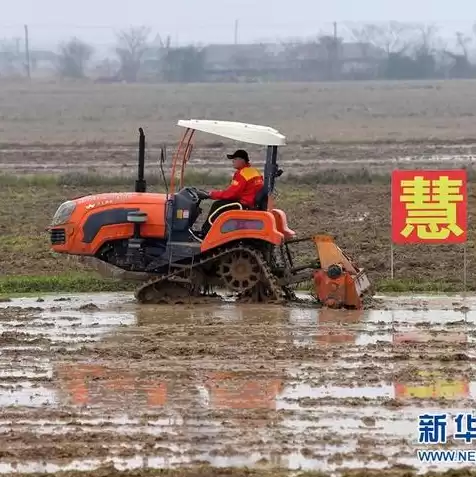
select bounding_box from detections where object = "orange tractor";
[48,120,372,308]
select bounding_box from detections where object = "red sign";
[391,169,467,244]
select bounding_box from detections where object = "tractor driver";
[196,149,264,237]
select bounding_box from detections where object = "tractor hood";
[50,192,168,227]
[72,192,169,209]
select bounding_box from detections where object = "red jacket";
[209,164,264,208]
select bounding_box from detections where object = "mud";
[1,292,476,476]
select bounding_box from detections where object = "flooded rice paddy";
[1,292,475,476]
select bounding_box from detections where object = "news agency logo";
[418,413,476,463]
[419,413,476,444]
[418,450,476,463]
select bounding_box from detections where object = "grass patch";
[376,278,471,293]
[0,274,471,298]
[0,171,231,189]
[2,165,476,189]
[2,235,38,253]
[295,277,470,294]
[0,273,133,296]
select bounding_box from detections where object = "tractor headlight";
[51,200,76,226]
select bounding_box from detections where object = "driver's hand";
[197,189,210,200]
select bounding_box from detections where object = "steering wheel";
[183,186,200,203]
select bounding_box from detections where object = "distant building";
[200,41,386,80]
[0,36,388,81]
[30,50,58,77]
[30,50,58,71]
[0,49,57,76]
[203,43,285,71]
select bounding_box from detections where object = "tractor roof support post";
[169,128,195,195]
[264,145,278,194]
[135,127,146,193]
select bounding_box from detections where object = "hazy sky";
[1,0,475,50]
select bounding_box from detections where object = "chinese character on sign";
[391,170,467,244]
[454,413,476,443]
[418,413,448,444]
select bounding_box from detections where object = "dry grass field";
[2,78,476,145]
[1,78,476,292]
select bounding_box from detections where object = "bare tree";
[351,25,375,58]
[317,34,343,80]
[353,22,417,56]
[455,31,472,58]
[115,26,151,82]
[151,33,172,78]
[57,37,94,78]
[161,46,206,82]
[442,31,473,78]
[414,24,440,56]
[409,23,440,78]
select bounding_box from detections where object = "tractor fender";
[200,209,284,252]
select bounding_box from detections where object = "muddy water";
[0,292,475,476]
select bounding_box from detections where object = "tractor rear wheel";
[216,249,262,293]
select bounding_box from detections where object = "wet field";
[1,292,475,476]
[2,142,476,177]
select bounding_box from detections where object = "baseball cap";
[226,149,249,162]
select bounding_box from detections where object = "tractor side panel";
[200,210,284,252]
[82,208,138,243]
[52,203,167,255]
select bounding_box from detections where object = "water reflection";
[394,372,470,400]
[393,326,470,401]
[199,372,283,410]
[55,364,168,407]
[47,303,475,409]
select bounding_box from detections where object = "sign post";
[390,169,468,288]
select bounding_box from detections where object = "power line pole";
[234,19,238,44]
[333,21,339,81]
[24,24,30,79]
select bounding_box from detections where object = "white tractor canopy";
[177,119,286,146]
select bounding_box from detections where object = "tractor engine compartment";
[95,238,168,272]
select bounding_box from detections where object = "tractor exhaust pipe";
[135,127,146,193]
